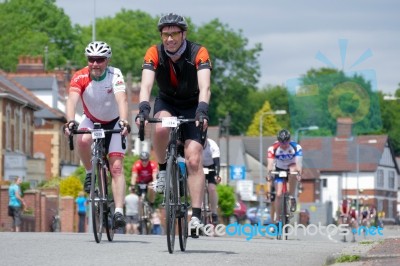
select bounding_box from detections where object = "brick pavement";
[327,237,400,266]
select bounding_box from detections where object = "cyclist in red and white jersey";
[202,138,222,224]
[266,129,302,224]
[64,41,130,229]
[131,151,158,205]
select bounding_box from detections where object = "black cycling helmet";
[277,129,291,143]
[140,151,150,161]
[157,13,188,32]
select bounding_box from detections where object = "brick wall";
[0,186,79,232]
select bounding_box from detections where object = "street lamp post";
[294,126,319,143]
[259,110,287,185]
[356,139,377,214]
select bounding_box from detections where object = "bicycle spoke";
[165,154,177,253]
[178,164,188,251]
[91,160,103,243]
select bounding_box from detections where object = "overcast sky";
[56,0,400,94]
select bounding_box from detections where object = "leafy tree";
[246,101,282,136]
[190,19,262,133]
[71,10,159,78]
[288,68,381,136]
[379,92,400,155]
[0,0,77,71]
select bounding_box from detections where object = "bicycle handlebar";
[138,117,205,142]
[270,170,300,176]
[68,128,126,150]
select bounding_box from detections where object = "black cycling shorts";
[153,97,203,144]
[204,165,217,185]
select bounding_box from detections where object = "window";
[6,107,11,150]
[321,178,327,188]
[377,170,384,187]
[388,171,395,189]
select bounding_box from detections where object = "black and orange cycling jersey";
[142,41,212,108]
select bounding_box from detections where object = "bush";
[217,185,235,218]
[60,176,83,198]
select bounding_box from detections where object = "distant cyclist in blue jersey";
[266,129,302,225]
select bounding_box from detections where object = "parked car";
[229,200,247,224]
[247,207,272,225]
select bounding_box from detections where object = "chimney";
[336,117,353,138]
[16,55,45,73]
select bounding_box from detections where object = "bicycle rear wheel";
[165,153,177,254]
[91,158,104,243]
[178,165,188,251]
[277,193,290,240]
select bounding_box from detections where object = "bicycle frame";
[140,116,204,253]
[69,122,125,243]
[270,170,299,240]
[138,183,152,235]
[201,168,214,226]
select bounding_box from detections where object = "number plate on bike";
[279,171,288,178]
[161,117,178,127]
[91,128,105,139]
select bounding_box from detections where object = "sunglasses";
[161,31,183,40]
[88,57,107,63]
[279,141,290,145]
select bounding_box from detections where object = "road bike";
[201,168,214,227]
[139,116,204,253]
[69,122,126,243]
[49,208,61,232]
[137,183,152,235]
[270,170,299,240]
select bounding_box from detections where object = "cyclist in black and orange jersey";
[135,13,211,238]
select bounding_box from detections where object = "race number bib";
[279,171,288,178]
[162,117,178,127]
[91,128,105,139]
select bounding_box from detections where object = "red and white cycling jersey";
[69,66,126,123]
[267,141,303,169]
[132,160,158,184]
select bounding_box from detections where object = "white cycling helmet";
[84,41,112,58]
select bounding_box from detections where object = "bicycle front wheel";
[178,164,189,251]
[91,158,104,243]
[165,153,177,254]
[105,173,115,242]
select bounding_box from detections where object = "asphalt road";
[1,226,399,266]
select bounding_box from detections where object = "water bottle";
[177,155,186,176]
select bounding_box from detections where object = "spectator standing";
[125,186,140,234]
[75,191,87,233]
[8,177,25,232]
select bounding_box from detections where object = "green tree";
[71,10,159,77]
[379,92,400,155]
[0,0,77,71]
[288,68,381,136]
[194,19,262,133]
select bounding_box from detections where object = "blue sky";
[56,0,400,94]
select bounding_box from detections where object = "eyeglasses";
[88,57,107,63]
[161,31,183,40]
[279,141,290,145]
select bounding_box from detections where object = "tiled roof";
[0,70,65,120]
